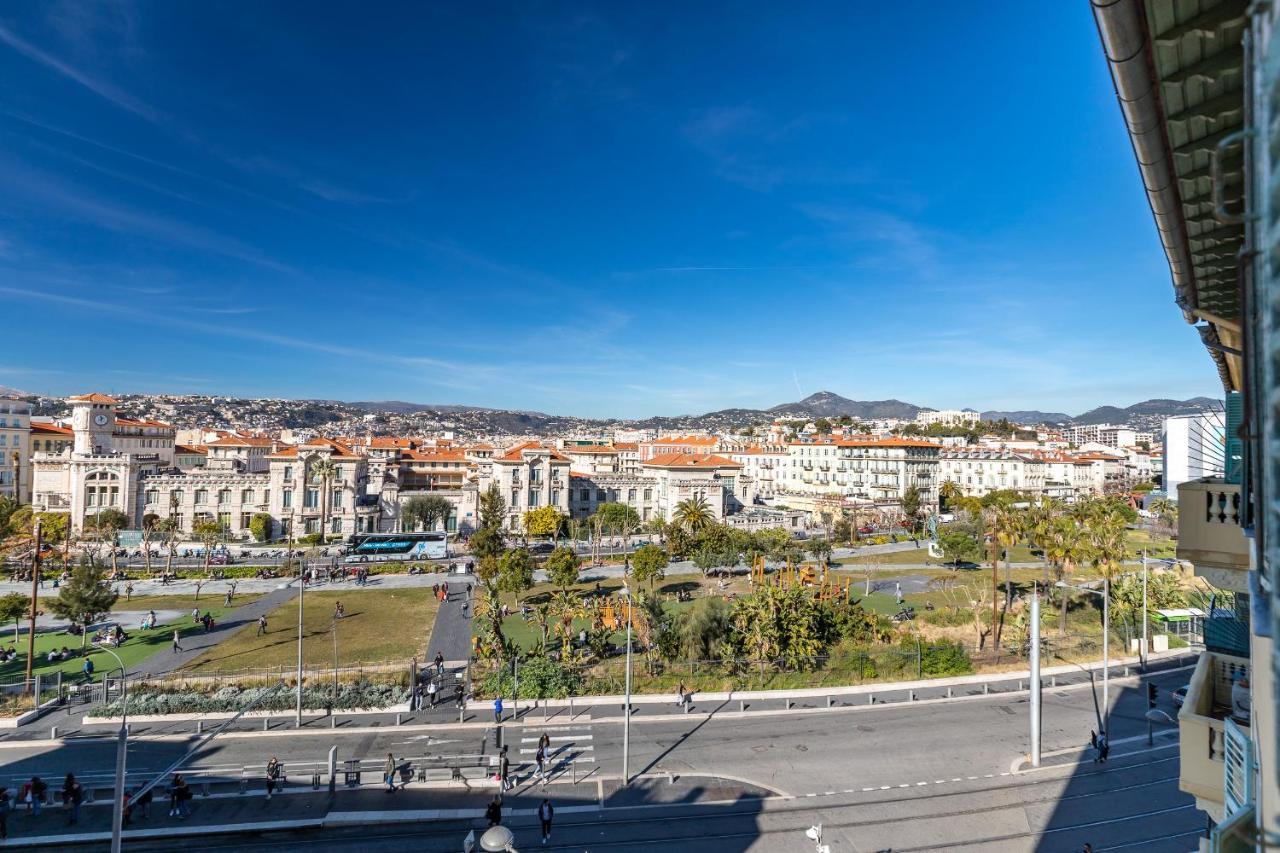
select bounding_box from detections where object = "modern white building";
[1162,412,1226,501]
[915,409,980,427]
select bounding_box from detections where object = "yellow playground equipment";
[598,599,645,632]
[750,555,853,603]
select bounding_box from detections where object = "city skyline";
[1,2,1220,417]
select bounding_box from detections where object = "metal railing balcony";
[1178,649,1250,821]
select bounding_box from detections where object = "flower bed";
[103,678,408,715]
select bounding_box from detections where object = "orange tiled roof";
[115,417,174,429]
[175,444,207,455]
[68,393,118,404]
[403,449,467,462]
[206,435,273,448]
[31,423,73,436]
[644,452,742,469]
[652,435,717,446]
[613,442,638,450]
[495,441,569,463]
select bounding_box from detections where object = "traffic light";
[1147,682,1158,708]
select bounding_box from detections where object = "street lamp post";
[621,584,633,787]
[1057,579,1111,735]
[296,554,305,728]
[25,519,42,688]
[1029,590,1041,767]
[95,643,129,853]
[1140,550,1148,673]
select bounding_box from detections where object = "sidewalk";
[3,770,772,847]
[124,586,298,678]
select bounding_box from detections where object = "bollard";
[1124,666,1129,677]
[1018,681,1023,691]
[264,718,269,731]
[946,687,952,699]
[459,708,464,724]
[909,690,915,702]
[544,701,549,722]
[868,693,874,705]
[395,713,402,726]
[196,720,203,735]
[49,726,57,740]
[331,715,337,729]
[826,696,833,708]
[569,697,574,721]
[785,699,792,710]
[983,683,989,695]
[684,700,691,714]
[328,746,338,794]
[739,700,745,713]
[1051,676,1056,687]
[202,782,211,797]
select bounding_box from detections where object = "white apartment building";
[1162,412,1226,501]
[939,449,1045,497]
[721,444,787,499]
[781,438,940,507]
[0,399,32,502]
[915,409,981,427]
[488,441,572,531]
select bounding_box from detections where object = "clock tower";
[69,393,117,456]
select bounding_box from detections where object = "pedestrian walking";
[191,607,200,623]
[432,583,440,599]
[384,753,397,792]
[676,681,686,708]
[172,629,182,654]
[61,773,82,825]
[535,742,547,783]
[137,786,152,819]
[454,682,465,709]
[0,786,9,839]
[122,788,132,827]
[410,683,422,712]
[265,756,281,801]
[125,582,134,601]
[485,795,502,827]
[427,679,438,709]
[257,614,268,636]
[538,798,554,845]
[442,581,450,600]
[494,696,504,724]
[499,748,511,792]
[26,776,46,816]
[170,774,191,819]
[434,651,445,676]
[224,590,233,607]
[81,657,94,684]
[1098,733,1110,763]
[1089,729,1099,762]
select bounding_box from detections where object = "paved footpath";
[125,586,297,679]
[4,769,770,848]
[424,582,475,667]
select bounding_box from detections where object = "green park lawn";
[180,588,438,675]
[0,594,260,683]
[837,544,1042,566]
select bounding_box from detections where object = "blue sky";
[0,2,1221,418]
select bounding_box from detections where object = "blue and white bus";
[344,532,447,563]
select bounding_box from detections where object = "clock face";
[94,414,108,426]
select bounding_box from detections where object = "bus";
[344,532,448,563]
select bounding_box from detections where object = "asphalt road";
[4,663,1199,850]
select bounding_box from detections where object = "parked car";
[1172,685,1189,708]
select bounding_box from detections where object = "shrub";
[478,656,581,699]
[101,678,408,715]
[917,639,973,677]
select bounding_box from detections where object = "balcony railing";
[1178,650,1250,821]
[1177,479,1252,583]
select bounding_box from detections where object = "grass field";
[180,588,438,674]
[0,593,261,683]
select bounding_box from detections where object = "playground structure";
[598,598,643,632]
[749,555,853,603]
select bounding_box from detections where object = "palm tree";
[1044,515,1088,635]
[938,480,962,511]
[310,457,338,540]
[674,495,713,532]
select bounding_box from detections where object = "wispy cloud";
[0,21,162,124]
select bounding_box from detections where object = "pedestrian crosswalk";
[515,725,595,778]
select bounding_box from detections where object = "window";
[283,465,293,479]
[217,489,231,505]
[242,489,254,504]
[597,490,606,502]
[282,489,293,508]
[530,468,541,483]
[550,489,559,505]
[628,488,636,502]
[145,489,158,505]
[331,518,341,533]
[263,489,270,506]
[195,489,208,505]
[643,488,652,501]
[510,490,519,508]
[580,488,590,501]
[529,490,540,507]
[217,512,232,529]
[331,489,343,509]
[170,490,183,506]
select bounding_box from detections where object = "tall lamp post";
[620,584,633,787]
[25,519,42,687]
[296,549,305,728]
[10,449,20,507]
[95,642,129,853]
[1058,579,1110,735]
